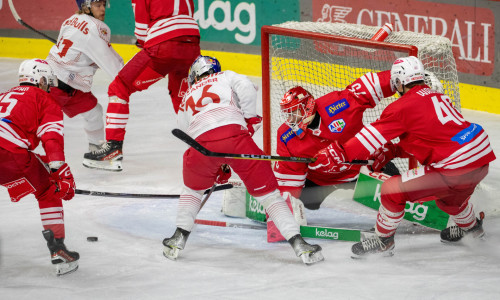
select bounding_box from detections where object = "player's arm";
[132,0,149,48]
[84,23,124,78]
[38,95,65,164]
[345,70,395,108]
[227,70,262,135]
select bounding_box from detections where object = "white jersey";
[46,14,124,92]
[177,70,258,139]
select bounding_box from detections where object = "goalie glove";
[50,163,76,201]
[308,141,347,174]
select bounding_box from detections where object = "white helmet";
[19,59,58,87]
[76,0,105,10]
[390,56,425,92]
[188,55,221,87]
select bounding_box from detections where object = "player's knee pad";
[81,104,104,131]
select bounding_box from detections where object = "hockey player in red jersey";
[47,0,124,157]
[268,71,398,242]
[162,55,324,265]
[83,0,201,171]
[308,56,496,257]
[0,59,79,275]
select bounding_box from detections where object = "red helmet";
[280,86,314,127]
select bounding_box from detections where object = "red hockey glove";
[50,163,76,201]
[308,141,347,174]
[245,116,262,137]
[215,164,231,184]
[371,142,401,173]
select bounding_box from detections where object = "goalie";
[308,56,496,258]
[269,70,399,242]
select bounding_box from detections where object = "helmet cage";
[19,59,58,88]
[279,86,312,127]
[188,55,222,87]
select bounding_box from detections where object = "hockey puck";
[87,236,98,242]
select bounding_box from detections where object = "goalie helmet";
[18,58,58,88]
[75,0,105,10]
[280,86,314,127]
[188,55,221,87]
[390,56,425,93]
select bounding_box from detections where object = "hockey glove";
[371,142,401,173]
[215,164,231,184]
[308,141,347,174]
[50,163,76,201]
[245,116,263,137]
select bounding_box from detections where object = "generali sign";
[312,0,495,76]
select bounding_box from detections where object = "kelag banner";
[312,0,495,76]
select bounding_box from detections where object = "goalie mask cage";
[261,21,461,173]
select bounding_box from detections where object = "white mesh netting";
[264,21,461,173]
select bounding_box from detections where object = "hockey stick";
[343,160,374,165]
[75,183,233,198]
[8,0,57,43]
[199,184,216,211]
[194,219,373,242]
[172,128,314,163]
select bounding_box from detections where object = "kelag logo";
[194,0,300,46]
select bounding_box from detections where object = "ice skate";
[162,227,190,261]
[82,140,123,171]
[351,234,395,259]
[288,234,324,265]
[441,218,484,243]
[42,230,79,276]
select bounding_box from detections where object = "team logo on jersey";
[280,128,296,145]
[328,118,346,133]
[325,99,349,117]
[451,123,482,145]
[101,28,108,36]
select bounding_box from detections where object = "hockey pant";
[106,36,200,141]
[0,148,66,238]
[375,164,489,237]
[179,125,300,239]
[50,86,104,145]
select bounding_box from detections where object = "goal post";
[261,22,461,173]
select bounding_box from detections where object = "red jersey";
[343,85,496,175]
[0,86,65,162]
[274,71,395,196]
[132,0,200,48]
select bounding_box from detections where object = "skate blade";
[55,261,79,276]
[300,251,325,265]
[82,158,122,172]
[163,246,180,261]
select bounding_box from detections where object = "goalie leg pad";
[221,180,246,218]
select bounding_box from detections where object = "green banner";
[353,168,450,230]
[300,226,361,242]
[105,0,300,45]
[245,192,266,222]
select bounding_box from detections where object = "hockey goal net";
[261,21,461,173]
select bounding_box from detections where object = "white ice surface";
[1,58,500,300]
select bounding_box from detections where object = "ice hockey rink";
[1,57,499,299]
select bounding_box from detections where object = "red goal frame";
[260,25,419,169]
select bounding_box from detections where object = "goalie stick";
[172,128,315,163]
[8,0,57,43]
[194,219,374,242]
[75,183,233,198]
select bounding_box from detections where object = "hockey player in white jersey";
[163,55,324,265]
[46,0,123,158]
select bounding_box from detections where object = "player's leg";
[437,165,489,242]
[0,149,79,275]
[216,129,323,264]
[162,146,221,260]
